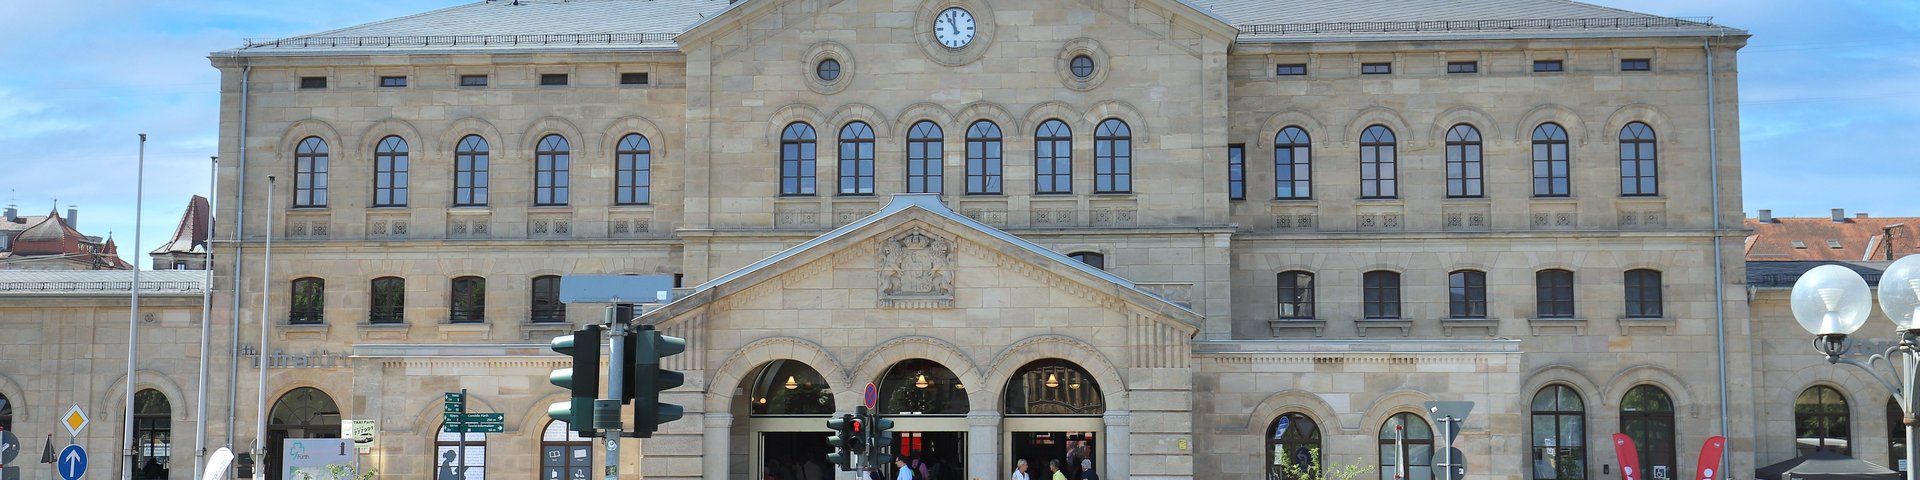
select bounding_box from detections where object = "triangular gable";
[674,0,1239,48]
[643,194,1201,330]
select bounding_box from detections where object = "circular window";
[1070,55,1095,78]
[816,58,842,83]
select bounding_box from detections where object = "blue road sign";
[863,383,878,410]
[56,445,85,480]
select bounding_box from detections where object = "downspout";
[226,63,251,453]
[1705,37,1733,458]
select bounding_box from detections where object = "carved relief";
[878,228,955,309]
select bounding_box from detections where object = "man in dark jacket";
[1077,460,1098,480]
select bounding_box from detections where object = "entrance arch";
[1003,359,1105,480]
[266,387,342,480]
[736,360,836,480]
[879,359,970,480]
[133,389,173,480]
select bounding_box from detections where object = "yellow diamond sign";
[61,405,89,437]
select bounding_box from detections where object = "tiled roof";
[1746,216,1920,262]
[221,0,1741,56]
[1747,260,1888,289]
[0,270,207,295]
[153,196,210,255]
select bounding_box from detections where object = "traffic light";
[547,324,604,437]
[627,324,686,437]
[826,414,860,471]
[865,410,895,467]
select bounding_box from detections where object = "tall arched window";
[290,277,324,324]
[1620,122,1658,196]
[1620,385,1676,477]
[838,122,875,195]
[133,389,172,480]
[369,277,405,324]
[1363,270,1401,319]
[907,121,944,194]
[266,388,341,480]
[879,359,969,415]
[1267,412,1323,479]
[1035,119,1073,194]
[1359,125,1397,199]
[530,275,565,323]
[535,134,570,206]
[1797,386,1851,455]
[453,135,489,206]
[1531,385,1586,480]
[1532,123,1571,197]
[1275,127,1312,199]
[437,423,487,480]
[965,121,1002,194]
[1445,124,1483,198]
[781,123,818,196]
[293,137,328,207]
[1536,269,1575,318]
[1448,270,1487,319]
[1624,269,1663,318]
[747,360,835,415]
[1378,412,1432,480]
[372,136,409,207]
[1094,119,1131,193]
[1003,359,1104,415]
[615,133,652,205]
[1277,271,1315,319]
[450,276,485,323]
[540,421,592,480]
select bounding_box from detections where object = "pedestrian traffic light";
[826,414,860,471]
[547,324,604,437]
[865,408,894,467]
[627,324,686,437]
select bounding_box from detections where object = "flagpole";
[123,133,146,480]
[193,155,219,480]
[254,176,274,464]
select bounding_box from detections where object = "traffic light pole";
[603,306,627,480]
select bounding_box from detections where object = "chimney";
[1832,208,1846,223]
[1857,213,1870,219]
[4,205,15,222]
[66,205,78,229]
[1757,209,1772,223]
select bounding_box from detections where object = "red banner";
[1695,436,1726,480]
[1614,433,1642,480]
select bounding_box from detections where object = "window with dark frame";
[1035,119,1073,194]
[1275,64,1307,76]
[1070,55,1095,78]
[1267,412,1323,479]
[540,421,592,480]
[1620,122,1658,196]
[1067,252,1105,270]
[906,121,944,194]
[816,58,841,82]
[615,134,652,205]
[1625,269,1663,318]
[1891,399,1906,470]
[372,136,409,207]
[1533,60,1565,72]
[530,275,566,323]
[780,123,818,196]
[370,277,404,324]
[1449,270,1487,319]
[1445,124,1484,198]
[290,277,324,324]
[459,75,489,87]
[132,389,171,475]
[1447,61,1478,74]
[299,76,327,89]
[1796,386,1852,456]
[1531,385,1588,480]
[1359,125,1397,198]
[965,121,1003,194]
[1276,271,1314,319]
[1275,127,1311,199]
[450,276,486,323]
[838,122,876,195]
[620,72,650,85]
[1533,123,1571,197]
[454,135,489,206]
[293,137,329,207]
[1093,119,1132,193]
[1379,413,1433,479]
[534,135,570,206]
[539,74,569,86]
[1227,144,1245,200]
[1536,269,1575,318]
[1621,386,1677,477]
[436,425,487,480]
[1360,63,1392,75]
[1362,271,1401,319]
[379,76,407,87]
[1621,59,1652,71]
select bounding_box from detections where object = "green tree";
[1272,448,1373,480]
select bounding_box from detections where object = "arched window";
[133,389,172,480]
[1275,127,1312,199]
[781,123,818,196]
[747,360,835,415]
[1277,271,1315,319]
[437,423,487,480]
[290,277,324,324]
[1536,269,1575,318]
[370,277,405,324]
[907,121,944,194]
[450,276,485,323]
[540,421,592,480]
[616,134,652,205]
[530,275,565,323]
[266,387,341,480]
[965,121,1003,194]
[1035,119,1073,194]
[1620,122,1657,196]
[879,359,968,415]
[838,122,876,195]
[1890,398,1906,470]
[1359,125,1396,198]
[1797,386,1851,455]
[1267,412,1324,479]
[1068,251,1105,270]
[1094,119,1131,193]
[1532,123,1571,197]
[453,135,489,206]
[1448,270,1487,319]
[1363,270,1401,319]
[1624,269,1663,318]
[1003,359,1104,415]
[293,137,328,207]
[0,391,13,430]
[1378,412,1433,480]
[1531,385,1586,480]
[1444,125,1483,198]
[535,134,570,206]
[1620,385,1676,477]
[373,136,408,207]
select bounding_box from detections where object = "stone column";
[968,410,1001,480]
[1103,411,1131,480]
[704,412,733,480]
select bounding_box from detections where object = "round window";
[1070,55,1095,78]
[816,58,842,82]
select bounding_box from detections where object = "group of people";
[1006,458,1098,480]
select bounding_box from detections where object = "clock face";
[933,7,976,49]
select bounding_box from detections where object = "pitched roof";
[12,210,86,255]
[1747,260,1888,289]
[221,0,1741,56]
[1746,215,1920,262]
[153,196,211,255]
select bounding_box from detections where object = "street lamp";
[1793,257,1920,479]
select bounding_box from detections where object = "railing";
[0,280,203,293]
[289,308,325,325]
[1236,17,1717,36]
[1752,272,1883,288]
[529,306,568,323]
[241,33,678,50]
[449,306,487,324]
[369,306,405,324]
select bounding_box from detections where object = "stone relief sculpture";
[878,228,954,308]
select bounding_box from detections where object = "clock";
[933,7,976,48]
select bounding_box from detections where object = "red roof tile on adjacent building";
[1746,211,1920,261]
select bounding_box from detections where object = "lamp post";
[1792,256,1920,479]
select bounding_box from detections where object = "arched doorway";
[266,387,341,480]
[738,360,834,480]
[879,359,969,480]
[134,390,173,480]
[1003,359,1104,480]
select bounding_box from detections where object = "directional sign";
[444,393,465,413]
[443,413,504,424]
[444,423,505,434]
[61,406,89,437]
[1,429,19,464]
[863,383,879,410]
[56,445,85,480]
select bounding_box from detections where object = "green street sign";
[443,413,504,424]
[444,423,504,434]
[444,392,465,413]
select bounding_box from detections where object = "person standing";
[1048,460,1067,480]
[1011,459,1031,480]
[896,456,916,480]
[1078,460,1099,480]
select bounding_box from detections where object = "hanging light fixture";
[785,376,799,390]
[1045,373,1060,388]
[915,373,930,389]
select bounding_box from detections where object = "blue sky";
[2,1,1916,268]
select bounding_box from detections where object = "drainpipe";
[226,64,251,454]
[1705,37,1733,469]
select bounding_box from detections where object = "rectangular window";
[450,277,486,323]
[1362,271,1401,319]
[620,72,650,85]
[1360,63,1392,75]
[379,76,407,87]
[1277,271,1314,319]
[1227,144,1245,200]
[1533,60,1564,72]
[1624,270,1663,318]
[1621,59,1652,71]
[540,74,569,86]
[1536,270,1576,318]
[1275,64,1307,76]
[299,76,327,89]
[1446,61,1478,74]
[459,75,489,87]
